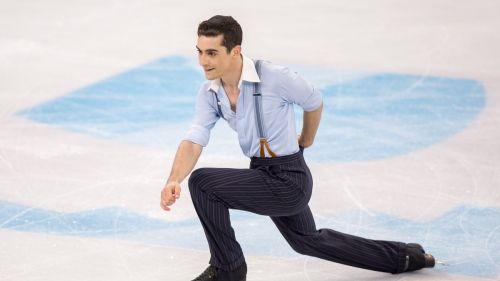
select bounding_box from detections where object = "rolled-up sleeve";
[279,67,323,112]
[183,84,220,147]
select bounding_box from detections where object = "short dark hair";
[197,15,242,53]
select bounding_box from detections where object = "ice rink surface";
[1,0,500,280]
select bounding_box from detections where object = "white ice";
[1,0,499,280]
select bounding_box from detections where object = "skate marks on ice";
[10,55,493,278]
[17,56,485,163]
[1,200,499,278]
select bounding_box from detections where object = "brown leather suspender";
[254,60,276,158]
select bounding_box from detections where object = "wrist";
[298,138,313,148]
[167,177,180,184]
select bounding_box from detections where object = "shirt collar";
[208,54,261,92]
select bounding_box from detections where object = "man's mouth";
[205,68,215,72]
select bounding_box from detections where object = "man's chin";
[204,73,218,80]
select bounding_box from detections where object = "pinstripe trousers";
[188,149,408,274]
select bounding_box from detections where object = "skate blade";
[436,260,450,266]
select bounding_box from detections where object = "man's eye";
[208,52,216,57]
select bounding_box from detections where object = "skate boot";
[192,262,247,281]
[403,243,435,272]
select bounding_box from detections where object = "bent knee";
[284,235,316,256]
[188,168,213,191]
[290,243,311,256]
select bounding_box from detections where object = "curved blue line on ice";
[1,200,499,278]
[16,56,486,162]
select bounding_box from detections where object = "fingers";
[160,190,171,211]
[160,203,170,211]
[160,182,181,212]
[174,185,181,199]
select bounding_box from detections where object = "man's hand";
[160,141,203,212]
[160,181,181,211]
[297,134,311,149]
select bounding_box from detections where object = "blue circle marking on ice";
[312,73,485,161]
[17,56,486,162]
[1,200,499,277]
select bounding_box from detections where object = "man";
[160,15,435,281]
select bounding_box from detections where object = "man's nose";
[199,54,208,66]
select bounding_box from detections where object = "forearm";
[167,140,203,184]
[299,102,323,147]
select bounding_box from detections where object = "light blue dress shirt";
[184,55,323,158]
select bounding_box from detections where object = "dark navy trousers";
[188,149,408,273]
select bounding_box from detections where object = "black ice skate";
[403,243,436,272]
[192,263,247,281]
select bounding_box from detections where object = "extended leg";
[271,206,409,273]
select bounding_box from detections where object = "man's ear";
[232,45,242,57]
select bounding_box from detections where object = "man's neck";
[221,55,243,89]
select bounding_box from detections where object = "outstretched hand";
[160,181,181,211]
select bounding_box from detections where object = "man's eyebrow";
[196,46,219,53]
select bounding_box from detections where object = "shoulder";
[194,81,217,108]
[196,81,215,99]
[258,60,288,76]
[257,60,296,86]
[198,80,212,93]
[257,61,305,93]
